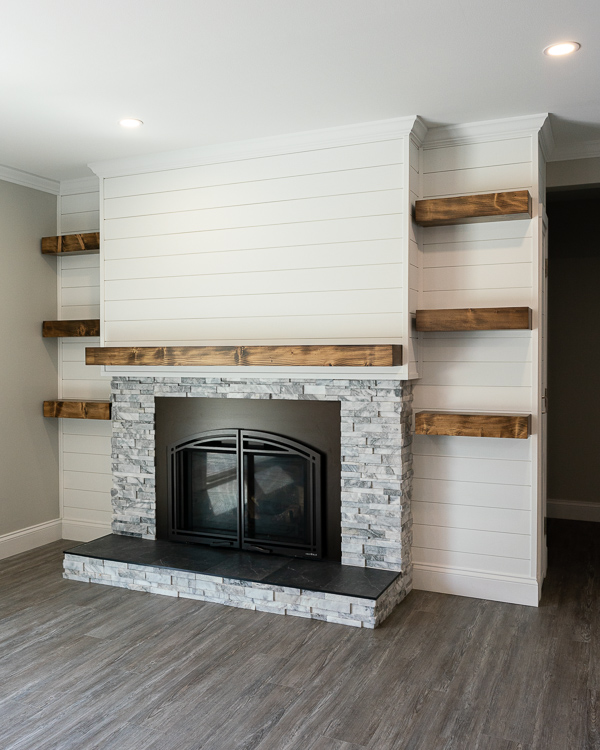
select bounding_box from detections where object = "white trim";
[547,498,600,523]
[62,520,111,543]
[423,113,549,149]
[412,563,540,606]
[538,117,556,162]
[89,116,421,178]
[0,520,62,560]
[549,139,600,163]
[60,176,99,196]
[100,365,408,380]
[0,164,59,194]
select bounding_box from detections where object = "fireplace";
[168,428,322,558]
[64,376,414,629]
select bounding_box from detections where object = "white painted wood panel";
[63,433,111,456]
[412,478,531,511]
[419,361,532,387]
[105,264,402,302]
[104,190,403,241]
[104,140,404,199]
[104,215,402,261]
[421,288,532,309]
[423,137,532,174]
[423,219,532,246]
[104,312,403,345]
[60,211,100,235]
[61,266,100,288]
[423,263,532,291]
[413,433,531,461]
[105,165,402,219]
[62,501,112,525]
[62,420,112,438]
[412,524,530,559]
[104,240,402,280]
[61,191,100,215]
[63,452,111,474]
[420,336,533,363]
[61,286,100,308]
[413,454,531,486]
[413,385,531,412]
[63,471,112,494]
[423,162,532,198]
[412,547,531,578]
[423,236,533,268]
[413,501,530,535]
[104,288,402,322]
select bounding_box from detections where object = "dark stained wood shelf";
[43,400,111,420]
[416,307,532,332]
[42,319,100,338]
[414,190,532,227]
[41,232,100,255]
[415,412,531,439]
[85,344,403,368]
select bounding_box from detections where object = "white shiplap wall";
[95,121,423,380]
[412,125,545,605]
[58,178,112,541]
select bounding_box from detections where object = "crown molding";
[0,164,59,194]
[60,175,99,196]
[89,116,422,178]
[424,113,550,149]
[548,139,600,162]
[538,117,556,161]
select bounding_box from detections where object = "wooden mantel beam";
[43,400,111,420]
[42,319,100,338]
[85,344,403,368]
[415,412,531,439]
[414,190,532,227]
[41,233,100,255]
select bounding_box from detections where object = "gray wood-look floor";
[1,520,599,750]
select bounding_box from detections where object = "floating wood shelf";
[43,400,111,420]
[42,319,100,338]
[41,232,100,255]
[415,412,530,439]
[85,344,403,368]
[414,190,532,227]
[416,307,532,332]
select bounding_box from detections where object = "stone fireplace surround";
[64,375,413,628]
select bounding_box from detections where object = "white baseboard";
[61,519,111,543]
[547,499,600,523]
[413,563,540,606]
[0,519,62,560]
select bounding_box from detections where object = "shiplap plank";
[60,380,112,400]
[61,192,100,215]
[104,139,405,199]
[104,165,402,219]
[412,547,531,578]
[413,454,531,485]
[423,263,532,291]
[60,254,100,271]
[412,501,530,535]
[63,434,112,455]
[62,361,111,382]
[419,361,532,387]
[421,289,532,309]
[60,212,100,234]
[61,286,100,307]
[423,138,532,174]
[104,312,403,344]
[63,452,112,474]
[64,471,113,493]
[104,239,402,280]
[422,218,532,246]
[62,501,112,523]
[423,236,533,268]
[61,420,112,437]
[420,336,533,363]
[413,385,532,412]
[413,434,532,461]
[104,215,402,261]
[422,163,532,198]
[412,477,531,510]
[104,288,402,322]
[103,190,403,240]
[59,305,101,319]
[62,340,100,362]
[105,264,403,302]
[61,266,100,288]
[412,524,530,559]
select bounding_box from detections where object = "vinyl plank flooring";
[1,523,600,750]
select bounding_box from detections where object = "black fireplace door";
[168,429,322,558]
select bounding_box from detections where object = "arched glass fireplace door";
[168,429,322,558]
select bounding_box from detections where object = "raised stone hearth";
[63,376,413,627]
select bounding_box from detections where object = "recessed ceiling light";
[119,118,144,128]
[543,41,581,56]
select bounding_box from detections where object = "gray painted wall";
[0,180,58,535]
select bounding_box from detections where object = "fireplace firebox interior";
[169,429,322,558]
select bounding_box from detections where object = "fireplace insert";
[168,429,322,558]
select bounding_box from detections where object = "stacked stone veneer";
[66,376,414,627]
[63,553,406,629]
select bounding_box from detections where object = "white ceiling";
[3,0,600,181]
